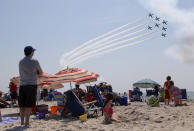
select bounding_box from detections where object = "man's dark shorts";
[18,85,37,107]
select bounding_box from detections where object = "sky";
[0,0,194,93]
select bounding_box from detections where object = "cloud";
[139,0,194,63]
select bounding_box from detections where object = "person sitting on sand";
[168,81,182,106]
[103,93,120,124]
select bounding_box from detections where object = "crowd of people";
[0,46,188,126]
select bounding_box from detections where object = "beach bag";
[38,111,47,119]
[148,97,160,107]
[36,104,48,112]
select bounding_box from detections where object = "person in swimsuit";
[103,93,120,124]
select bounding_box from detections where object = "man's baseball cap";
[24,46,36,54]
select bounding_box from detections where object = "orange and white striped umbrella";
[10,68,99,87]
[45,68,99,85]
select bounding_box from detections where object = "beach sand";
[1,101,194,131]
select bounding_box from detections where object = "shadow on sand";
[5,126,30,131]
[3,113,80,131]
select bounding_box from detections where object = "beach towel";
[0,117,38,126]
[169,86,182,100]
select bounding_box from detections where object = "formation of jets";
[148,13,167,24]
[148,13,168,37]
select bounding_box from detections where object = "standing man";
[18,46,43,126]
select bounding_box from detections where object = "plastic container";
[79,114,87,121]
[51,106,58,115]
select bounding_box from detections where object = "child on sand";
[163,76,171,105]
[168,81,182,106]
[103,93,120,124]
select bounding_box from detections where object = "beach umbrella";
[44,68,99,85]
[10,73,58,87]
[133,79,160,88]
[10,68,99,88]
[39,82,64,89]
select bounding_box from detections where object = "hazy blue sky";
[0,0,194,93]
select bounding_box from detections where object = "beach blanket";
[0,117,38,126]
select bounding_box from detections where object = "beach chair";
[64,90,85,117]
[85,86,104,117]
[181,89,187,100]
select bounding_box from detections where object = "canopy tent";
[133,79,160,88]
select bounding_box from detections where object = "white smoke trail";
[92,28,146,50]
[139,0,194,63]
[69,36,159,67]
[68,30,157,66]
[91,28,146,50]
[66,28,146,66]
[67,22,149,61]
[62,18,144,57]
[59,18,145,68]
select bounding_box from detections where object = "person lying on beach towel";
[103,93,120,124]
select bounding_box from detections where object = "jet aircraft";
[148,26,152,30]
[155,17,160,21]
[155,23,160,28]
[161,33,166,37]
[162,20,168,25]
[162,27,167,31]
[148,13,154,18]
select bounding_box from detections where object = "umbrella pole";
[37,85,42,106]
[70,82,72,90]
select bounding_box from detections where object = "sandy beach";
[1,101,194,131]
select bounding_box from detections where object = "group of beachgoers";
[0,46,188,126]
[163,76,185,106]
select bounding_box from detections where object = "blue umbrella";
[133,79,160,88]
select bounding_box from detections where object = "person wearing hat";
[18,46,43,126]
